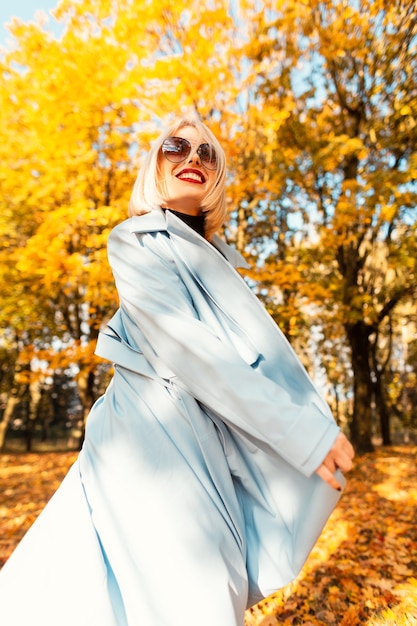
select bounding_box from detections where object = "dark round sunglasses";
[161,136,218,170]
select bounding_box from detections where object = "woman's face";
[158,125,217,215]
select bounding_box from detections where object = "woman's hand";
[315,432,355,491]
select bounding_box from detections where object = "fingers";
[315,433,355,491]
[333,433,355,471]
[328,448,353,474]
[315,464,343,491]
[335,432,355,457]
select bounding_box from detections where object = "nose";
[188,147,201,165]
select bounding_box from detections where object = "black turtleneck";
[163,209,205,238]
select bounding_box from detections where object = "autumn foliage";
[0,3,416,450]
[1,446,416,624]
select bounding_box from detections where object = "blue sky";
[1,0,59,46]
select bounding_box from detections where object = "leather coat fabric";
[0,209,343,626]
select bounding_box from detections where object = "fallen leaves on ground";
[0,446,416,625]
[0,451,78,567]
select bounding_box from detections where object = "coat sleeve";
[107,221,340,477]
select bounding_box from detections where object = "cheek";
[159,175,187,203]
[164,176,180,194]
[157,163,175,197]
[205,173,217,193]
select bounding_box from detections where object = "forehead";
[175,125,205,143]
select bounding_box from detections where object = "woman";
[0,116,354,626]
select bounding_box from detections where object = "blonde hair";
[128,116,227,239]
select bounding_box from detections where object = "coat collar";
[129,209,249,270]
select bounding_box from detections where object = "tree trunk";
[0,396,19,451]
[24,378,42,452]
[370,324,393,446]
[374,372,392,446]
[25,415,34,452]
[345,321,374,453]
[76,367,97,449]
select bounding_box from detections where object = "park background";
[0,0,416,624]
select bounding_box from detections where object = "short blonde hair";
[128,116,227,239]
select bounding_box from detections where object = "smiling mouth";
[176,169,206,184]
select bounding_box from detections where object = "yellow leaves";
[252,260,302,290]
[315,135,368,170]
[372,457,417,504]
[374,580,417,625]
[16,200,116,281]
[399,105,413,116]
[379,205,398,223]
[340,138,367,161]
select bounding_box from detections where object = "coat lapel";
[129,210,331,416]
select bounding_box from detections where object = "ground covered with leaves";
[1,446,416,625]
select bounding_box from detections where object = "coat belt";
[95,331,168,382]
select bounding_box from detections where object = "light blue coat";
[97,210,343,600]
[0,209,344,626]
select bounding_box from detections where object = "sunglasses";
[161,136,218,170]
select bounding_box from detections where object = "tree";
[0,0,243,438]
[240,0,417,451]
[1,0,415,452]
